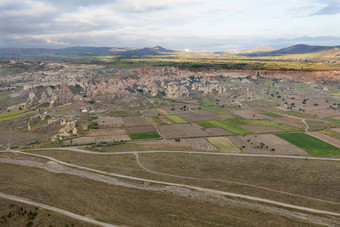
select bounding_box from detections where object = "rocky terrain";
[1,61,340,112]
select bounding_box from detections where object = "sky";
[0,0,340,50]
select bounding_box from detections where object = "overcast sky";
[0,0,340,50]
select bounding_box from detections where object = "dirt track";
[23,147,340,161]
[1,154,340,226]
[4,151,340,218]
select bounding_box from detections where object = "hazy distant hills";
[0,46,174,59]
[247,44,340,56]
[0,44,339,60]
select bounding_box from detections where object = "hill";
[248,44,340,56]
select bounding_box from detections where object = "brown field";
[64,128,131,144]
[142,109,160,117]
[136,138,218,152]
[178,112,233,122]
[241,125,284,133]
[65,136,95,145]
[97,116,124,128]
[123,116,150,127]
[306,131,340,148]
[159,123,209,139]
[231,110,269,119]
[229,134,308,155]
[156,108,170,115]
[94,135,131,142]
[331,128,340,133]
[126,125,157,134]
[272,117,305,128]
[205,127,233,136]
[89,128,127,136]
[305,119,334,130]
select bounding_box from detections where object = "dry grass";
[0,163,322,227]
[0,199,93,227]
[21,150,340,214]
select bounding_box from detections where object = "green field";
[235,118,301,131]
[280,111,315,119]
[199,106,230,114]
[201,100,215,106]
[198,118,252,135]
[198,117,300,135]
[0,109,37,122]
[276,133,340,156]
[165,115,187,124]
[129,132,161,140]
[263,112,283,118]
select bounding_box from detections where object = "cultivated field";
[123,116,150,127]
[206,137,240,153]
[97,116,124,128]
[276,133,340,156]
[137,138,218,152]
[147,116,172,125]
[232,110,269,119]
[165,115,187,124]
[178,112,233,122]
[129,132,161,140]
[306,131,340,148]
[229,134,308,155]
[125,125,157,134]
[198,118,252,135]
[159,123,209,138]
[241,125,284,133]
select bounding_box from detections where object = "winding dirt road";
[5,150,340,218]
[133,153,340,205]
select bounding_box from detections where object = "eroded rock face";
[56,86,74,104]
[2,63,340,110]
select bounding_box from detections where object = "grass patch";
[206,137,240,153]
[198,117,300,134]
[129,132,161,140]
[323,117,340,126]
[201,100,215,106]
[199,106,230,114]
[0,109,37,122]
[280,111,316,119]
[165,115,187,124]
[276,133,340,156]
[237,118,301,131]
[198,118,252,135]
[263,112,283,118]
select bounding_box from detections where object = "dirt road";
[7,150,340,218]
[23,147,340,161]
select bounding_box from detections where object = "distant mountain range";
[0,46,174,59]
[246,44,340,56]
[0,44,339,59]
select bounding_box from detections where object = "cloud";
[111,0,198,12]
[0,0,339,50]
[314,1,340,15]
